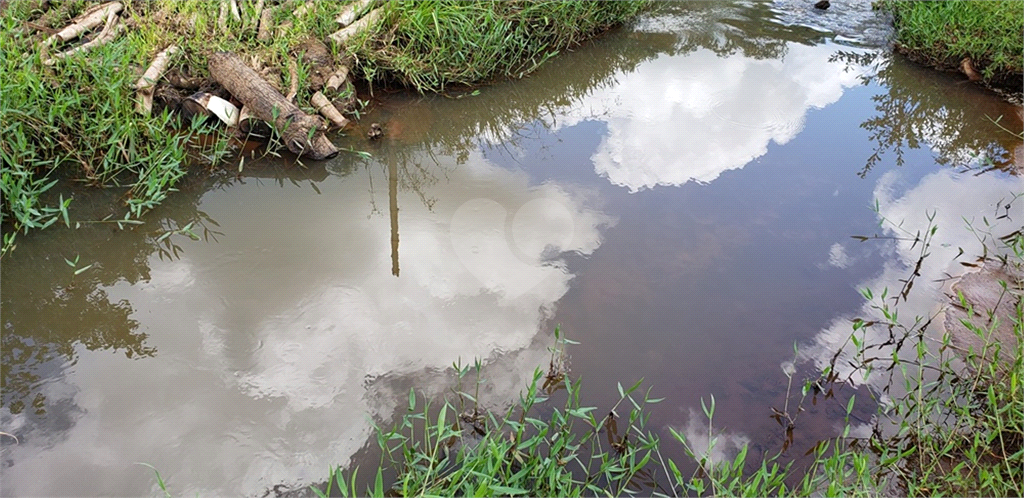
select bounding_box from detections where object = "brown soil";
[944,260,1023,374]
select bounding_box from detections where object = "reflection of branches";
[0,167,229,430]
[1,285,152,417]
[857,53,1021,178]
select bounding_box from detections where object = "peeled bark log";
[209,51,338,160]
[335,0,381,27]
[324,64,350,94]
[311,91,348,129]
[136,45,180,116]
[328,6,383,46]
[257,6,274,41]
[44,9,122,65]
[181,92,239,126]
[42,1,121,47]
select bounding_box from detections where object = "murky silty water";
[3,1,1022,496]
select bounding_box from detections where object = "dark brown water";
[3,1,1022,496]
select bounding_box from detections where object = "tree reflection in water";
[830,49,1024,177]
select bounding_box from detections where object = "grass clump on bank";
[350,1,648,93]
[1,0,648,256]
[0,3,193,256]
[877,0,1023,88]
[1,0,358,256]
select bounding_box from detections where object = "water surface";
[3,1,1022,495]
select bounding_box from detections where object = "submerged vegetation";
[877,0,1024,90]
[309,216,1023,497]
[0,0,647,256]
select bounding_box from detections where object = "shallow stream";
[2,1,1022,495]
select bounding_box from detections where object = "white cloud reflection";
[1,149,613,497]
[551,44,872,191]
[670,408,751,467]
[800,168,1024,401]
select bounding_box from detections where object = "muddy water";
[3,1,1022,496]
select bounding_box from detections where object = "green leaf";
[373,467,383,497]
[489,484,529,495]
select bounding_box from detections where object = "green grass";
[1,0,648,256]
[347,1,649,93]
[878,0,1023,85]
[1,7,191,255]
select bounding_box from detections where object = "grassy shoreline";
[877,0,1023,93]
[0,0,647,256]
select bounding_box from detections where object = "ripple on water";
[769,0,895,48]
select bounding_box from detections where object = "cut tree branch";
[135,45,181,116]
[209,51,338,160]
[328,6,383,46]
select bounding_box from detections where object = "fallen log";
[311,91,348,129]
[41,1,121,48]
[324,64,350,94]
[209,51,338,160]
[135,45,180,116]
[44,7,122,65]
[328,6,383,46]
[257,6,274,41]
[335,0,381,28]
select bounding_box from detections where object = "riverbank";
[0,0,646,256]
[878,0,1023,100]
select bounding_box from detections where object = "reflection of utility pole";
[388,157,400,277]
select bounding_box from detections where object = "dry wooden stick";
[250,0,265,34]
[257,6,274,40]
[311,91,348,129]
[335,0,381,27]
[323,64,351,94]
[218,0,229,32]
[328,6,383,46]
[44,7,122,65]
[41,1,121,47]
[135,45,181,116]
[292,0,314,18]
[285,58,299,102]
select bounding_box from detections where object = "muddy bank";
[945,245,1024,372]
